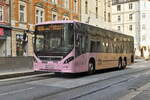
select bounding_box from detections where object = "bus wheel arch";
[88,58,95,74]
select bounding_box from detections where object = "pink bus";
[33,20,134,74]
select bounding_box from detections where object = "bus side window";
[99,38,103,52]
[114,43,117,53]
[90,41,97,52]
[102,42,106,53]
[108,41,113,53]
[85,36,89,52]
[81,36,86,53]
[97,41,100,52]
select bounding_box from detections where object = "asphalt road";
[0,61,150,100]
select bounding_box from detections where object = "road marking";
[0,87,35,96]
[119,82,150,100]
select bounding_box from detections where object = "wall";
[0,56,33,72]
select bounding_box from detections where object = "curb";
[0,71,44,79]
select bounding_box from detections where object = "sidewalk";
[120,82,150,100]
[131,82,150,100]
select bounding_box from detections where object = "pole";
[9,0,12,56]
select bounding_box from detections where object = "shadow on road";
[53,67,123,78]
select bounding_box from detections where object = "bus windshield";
[34,23,74,57]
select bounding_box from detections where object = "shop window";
[16,33,28,56]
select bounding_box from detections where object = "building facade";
[112,0,150,58]
[0,0,11,56]
[80,0,112,28]
[11,0,80,56]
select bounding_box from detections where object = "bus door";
[75,33,87,67]
[75,33,86,55]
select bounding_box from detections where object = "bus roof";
[35,20,133,38]
[36,20,123,33]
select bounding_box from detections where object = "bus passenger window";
[90,41,97,52]
[81,36,86,53]
[108,41,113,53]
[97,41,100,52]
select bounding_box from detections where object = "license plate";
[45,65,53,69]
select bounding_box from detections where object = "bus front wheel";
[88,59,95,74]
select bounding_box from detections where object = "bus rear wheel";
[122,57,127,69]
[118,58,123,69]
[88,60,95,74]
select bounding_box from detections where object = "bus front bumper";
[33,63,75,73]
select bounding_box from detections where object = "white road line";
[0,87,35,96]
[119,82,150,100]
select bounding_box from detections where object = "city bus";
[33,20,134,74]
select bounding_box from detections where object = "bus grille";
[38,56,63,63]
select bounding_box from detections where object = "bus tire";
[88,59,95,74]
[118,58,122,69]
[54,72,61,76]
[131,55,134,63]
[122,57,127,69]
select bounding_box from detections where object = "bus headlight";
[64,56,74,64]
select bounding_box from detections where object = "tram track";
[37,63,150,100]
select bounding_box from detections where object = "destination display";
[37,25,64,31]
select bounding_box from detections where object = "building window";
[108,13,111,22]
[96,7,98,18]
[129,25,132,31]
[36,10,39,23]
[104,11,106,21]
[19,4,25,22]
[64,0,69,9]
[52,11,57,21]
[51,0,57,4]
[36,7,44,23]
[117,15,121,22]
[142,24,146,30]
[117,26,121,31]
[129,14,133,20]
[142,35,146,41]
[16,34,28,56]
[85,1,88,14]
[129,3,133,10]
[63,16,69,20]
[142,13,146,18]
[0,6,3,21]
[117,5,121,11]
[96,0,98,7]
[108,0,111,7]
[74,0,78,13]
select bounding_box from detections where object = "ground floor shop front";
[11,28,34,57]
[0,26,11,57]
